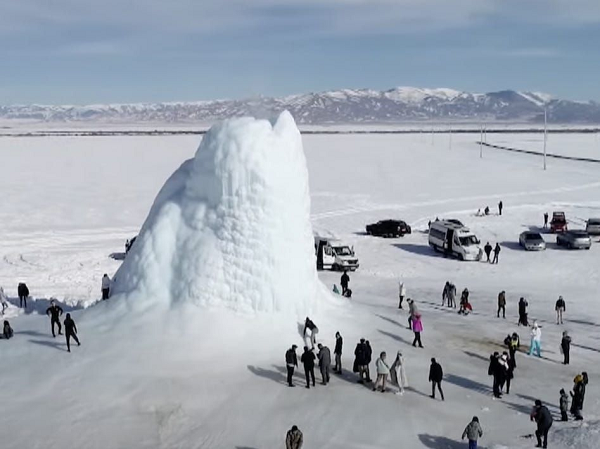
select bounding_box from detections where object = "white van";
[314,236,359,271]
[428,221,482,261]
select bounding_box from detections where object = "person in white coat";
[373,351,390,392]
[0,286,8,316]
[101,274,111,300]
[390,351,408,395]
[398,282,406,309]
[529,322,542,357]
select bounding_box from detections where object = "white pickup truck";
[314,236,359,271]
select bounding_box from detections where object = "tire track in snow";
[311,180,600,221]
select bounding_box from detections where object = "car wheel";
[459,254,464,261]
[332,264,339,271]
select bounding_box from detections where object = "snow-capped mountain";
[1,87,599,124]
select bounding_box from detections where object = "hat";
[291,344,297,349]
[535,400,542,406]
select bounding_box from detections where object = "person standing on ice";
[340,271,350,296]
[390,351,408,394]
[531,399,553,449]
[544,212,549,229]
[300,346,316,389]
[407,299,419,329]
[559,389,569,421]
[560,331,571,365]
[398,281,406,309]
[529,322,542,357]
[353,338,368,383]
[570,374,584,420]
[412,313,424,348]
[317,343,331,385]
[285,425,303,449]
[555,296,566,325]
[429,358,444,400]
[488,352,501,398]
[497,291,506,319]
[18,282,29,308]
[448,283,457,308]
[285,344,298,387]
[373,351,390,392]
[0,287,8,316]
[498,201,503,216]
[518,297,529,327]
[462,416,483,449]
[365,340,373,382]
[46,300,64,337]
[101,274,111,300]
[492,243,501,264]
[303,317,318,349]
[334,332,343,374]
[484,242,493,262]
[504,351,515,394]
[63,313,81,353]
[3,320,13,339]
[441,282,449,306]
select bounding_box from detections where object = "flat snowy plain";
[1,129,599,448]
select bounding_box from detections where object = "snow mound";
[113,111,324,315]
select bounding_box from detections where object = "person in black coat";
[300,346,316,389]
[46,300,64,337]
[429,358,445,401]
[285,344,298,387]
[340,271,350,295]
[561,331,571,365]
[484,242,493,262]
[498,201,503,216]
[518,298,529,327]
[3,320,13,339]
[488,352,502,398]
[18,283,29,308]
[353,339,368,383]
[63,313,80,353]
[581,372,589,410]
[334,332,343,374]
[492,243,501,264]
[365,340,373,383]
[531,400,553,448]
[504,351,515,394]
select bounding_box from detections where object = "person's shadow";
[419,434,488,449]
[29,339,66,352]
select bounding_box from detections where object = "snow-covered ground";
[1,128,599,448]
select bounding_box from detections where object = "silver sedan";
[519,231,546,251]
[557,230,592,250]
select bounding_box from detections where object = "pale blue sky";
[1,0,600,104]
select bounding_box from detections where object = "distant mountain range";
[2,87,600,124]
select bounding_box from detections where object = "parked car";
[519,231,546,251]
[556,230,592,249]
[429,220,482,261]
[586,218,600,235]
[550,212,568,233]
[314,235,359,271]
[366,220,411,237]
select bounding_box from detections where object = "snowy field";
[1,129,600,448]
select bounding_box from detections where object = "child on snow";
[3,320,13,339]
[560,389,569,421]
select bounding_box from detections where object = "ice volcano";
[113,112,324,315]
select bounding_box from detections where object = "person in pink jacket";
[412,313,424,348]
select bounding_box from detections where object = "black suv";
[366,220,412,237]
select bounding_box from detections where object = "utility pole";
[449,126,452,150]
[431,127,434,146]
[480,125,483,158]
[543,109,548,171]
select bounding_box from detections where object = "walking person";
[531,400,553,449]
[441,282,449,306]
[507,332,520,368]
[0,287,8,316]
[429,358,444,400]
[497,291,506,318]
[365,340,373,382]
[334,332,343,374]
[488,352,501,398]
[373,351,390,392]
[353,338,368,383]
[285,425,303,449]
[561,331,571,365]
[390,351,408,395]
[462,416,483,449]
[498,201,503,216]
[529,322,542,357]
[3,320,13,339]
[504,351,515,394]
[340,270,350,296]
[398,281,406,309]
[484,242,493,262]
[544,212,549,229]
[18,282,29,308]
[412,313,424,348]
[63,313,81,353]
[46,300,64,337]
[555,296,566,325]
[492,243,501,264]
[285,344,298,387]
[560,389,569,422]
[101,274,111,300]
[300,346,316,389]
[317,343,331,385]
[303,317,319,349]
[518,297,529,327]
[570,374,584,420]
[407,299,418,329]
